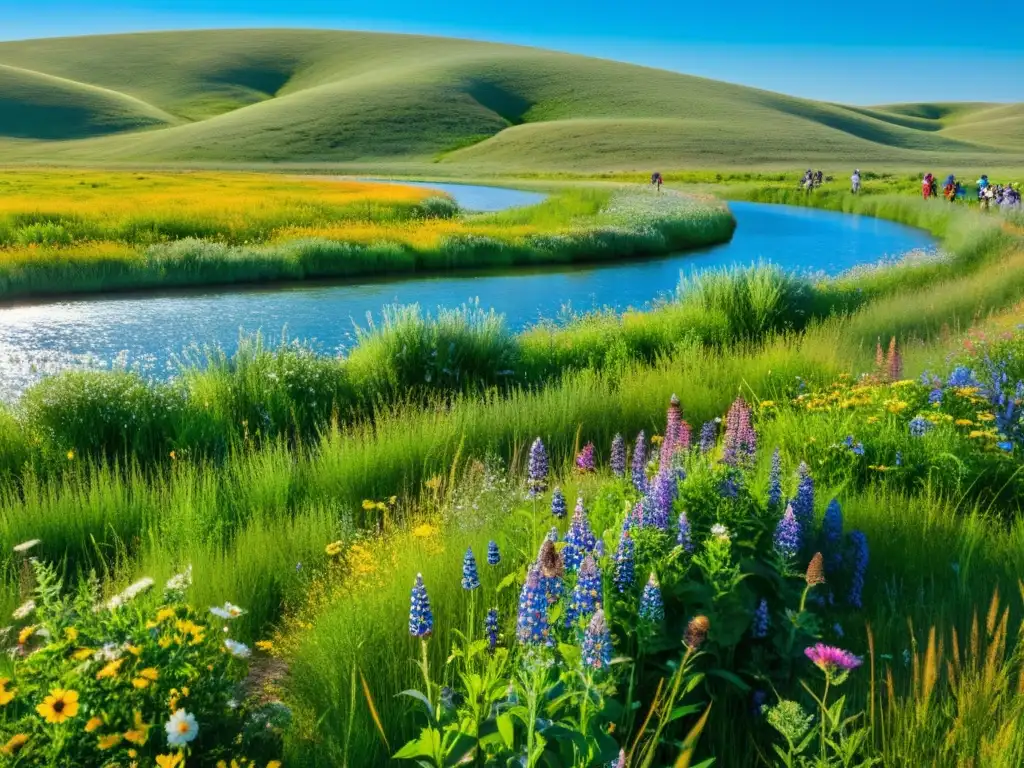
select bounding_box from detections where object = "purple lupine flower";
[768,448,782,509]
[610,434,626,477]
[719,472,740,499]
[821,499,844,575]
[550,487,567,519]
[563,496,597,572]
[752,598,770,639]
[909,417,932,438]
[648,469,677,530]
[699,420,717,454]
[594,540,605,558]
[536,539,564,606]
[575,442,596,473]
[678,420,692,452]
[487,540,501,566]
[631,431,647,492]
[485,608,499,653]
[639,572,664,622]
[528,437,548,497]
[613,529,635,593]
[677,511,694,553]
[805,643,863,673]
[774,505,801,560]
[946,366,978,388]
[722,397,756,466]
[581,609,613,671]
[517,566,553,647]
[847,530,868,609]
[790,462,815,545]
[661,394,682,467]
[409,573,434,638]
[751,689,769,717]
[461,548,480,591]
[565,554,602,628]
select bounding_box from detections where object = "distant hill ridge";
[0,29,1021,170]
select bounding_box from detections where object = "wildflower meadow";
[0,179,1023,767]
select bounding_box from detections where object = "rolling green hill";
[0,29,1021,171]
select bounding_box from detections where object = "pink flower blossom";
[804,643,862,673]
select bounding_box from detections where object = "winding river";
[0,184,935,400]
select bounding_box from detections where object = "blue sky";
[2,0,1022,104]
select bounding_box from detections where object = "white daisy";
[710,523,731,542]
[209,602,245,620]
[12,539,40,554]
[224,639,251,658]
[165,709,199,747]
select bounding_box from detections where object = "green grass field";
[1,29,1023,172]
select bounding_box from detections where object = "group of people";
[921,173,1021,209]
[801,169,826,189]
[973,174,1021,210]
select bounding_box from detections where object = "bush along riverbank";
[0,178,734,300]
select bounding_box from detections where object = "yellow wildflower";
[36,688,79,723]
[64,627,79,642]
[124,710,150,745]
[17,625,35,645]
[412,523,439,539]
[71,647,93,661]
[67,450,75,461]
[424,476,442,491]
[361,499,377,510]
[388,495,398,505]
[156,753,183,768]
[256,640,274,652]
[85,716,103,732]
[174,619,205,645]
[325,541,344,557]
[976,412,996,422]
[170,451,177,460]
[159,636,172,649]
[1,734,28,756]
[760,400,776,408]
[125,644,142,657]
[139,667,159,681]
[96,658,125,679]
[955,419,974,426]
[156,607,177,623]
[268,762,282,768]
[98,733,123,750]
[650,435,664,445]
[0,679,15,706]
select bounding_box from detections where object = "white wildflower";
[12,600,35,620]
[224,639,251,658]
[12,539,40,554]
[165,709,199,747]
[165,566,193,593]
[209,602,245,620]
[710,523,731,542]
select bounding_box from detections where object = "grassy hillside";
[0,29,1022,171]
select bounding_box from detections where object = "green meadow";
[1,30,1023,172]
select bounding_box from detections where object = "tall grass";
[0,183,735,300]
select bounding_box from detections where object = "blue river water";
[0,185,935,400]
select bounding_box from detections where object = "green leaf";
[398,689,436,721]
[667,703,703,723]
[496,572,519,594]
[706,668,750,691]
[496,712,515,748]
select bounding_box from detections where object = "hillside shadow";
[464,81,533,125]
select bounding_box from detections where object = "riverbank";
[0,171,735,301]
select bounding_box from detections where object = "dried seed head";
[805,552,826,587]
[684,615,710,650]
